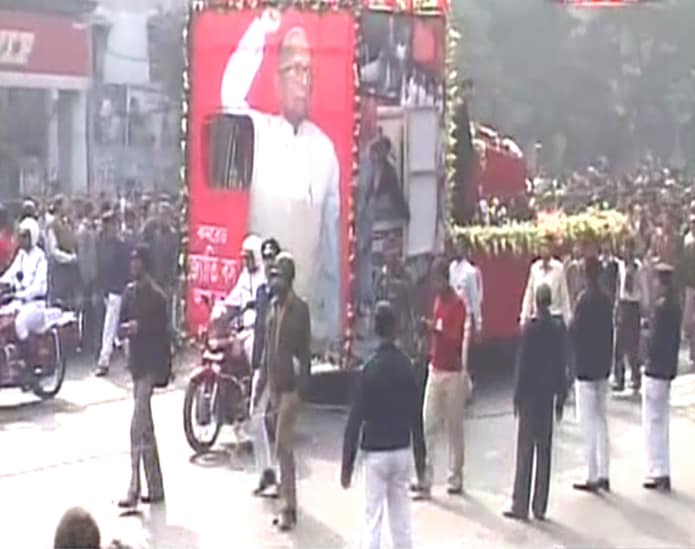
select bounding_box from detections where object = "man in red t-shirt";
[0,205,15,272]
[414,258,470,499]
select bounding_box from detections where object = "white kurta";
[0,246,48,340]
[220,16,341,345]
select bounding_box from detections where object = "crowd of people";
[0,193,179,374]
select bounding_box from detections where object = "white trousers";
[249,368,274,474]
[642,375,671,478]
[575,379,610,482]
[98,293,122,367]
[423,368,466,490]
[363,448,413,549]
[12,301,45,341]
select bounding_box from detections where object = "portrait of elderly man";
[220,9,342,348]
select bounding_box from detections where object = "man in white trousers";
[250,238,280,497]
[95,212,130,377]
[642,263,681,492]
[569,257,614,493]
[342,301,418,549]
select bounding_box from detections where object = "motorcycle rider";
[251,237,281,497]
[0,217,48,364]
[216,234,266,361]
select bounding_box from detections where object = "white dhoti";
[642,375,671,478]
[576,379,610,482]
[1,300,46,341]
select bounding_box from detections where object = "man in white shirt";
[0,217,48,352]
[449,235,483,336]
[220,9,341,348]
[613,238,650,392]
[520,236,571,328]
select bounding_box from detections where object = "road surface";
[1,355,694,548]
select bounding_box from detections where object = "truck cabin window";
[205,113,254,191]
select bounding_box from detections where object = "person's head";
[655,263,674,299]
[584,256,601,288]
[374,300,397,341]
[241,234,263,273]
[278,27,312,129]
[269,251,295,298]
[81,201,94,222]
[158,201,173,228]
[101,211,118,238]
[17,217,40,252]
[600,239,612,256]
[454,234,469,259]
[539,235,554,262]
[535,283,552,315]
[261,237,281,275]
[130,244,152,281]
[53,507,101,549]
[51,195,65,217]
[431,257,450,296]
[571,242,583,260]
[124,206,137,230]
[21,199,37,220]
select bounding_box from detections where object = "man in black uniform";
[504,284,566,521]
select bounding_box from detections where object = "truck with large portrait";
[184,0,450,365]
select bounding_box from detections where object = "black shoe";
[612,382,625,392]
[502,509,528,521]
[573,481,600,493]
[447,485,463,495]
[597,478,611,492]
[273,510,297,531]
[643,477,671,492]
[118,496,138,509]
[95,366,109,377]
[253,469,277,496]
[533,511,547,521]
[140,494,165,504]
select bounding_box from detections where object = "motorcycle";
[0,283,76,399]
[183,300,254,453]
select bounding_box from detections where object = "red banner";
[187,8,355,343]
[0,11,90,77]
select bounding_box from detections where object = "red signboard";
[187,8,356,345]
[0,11,90,77]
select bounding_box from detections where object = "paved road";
[0,355,694,548]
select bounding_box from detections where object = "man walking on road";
[342,301,418,549]
[414,258,469,500]
[251,238,281,497]
[504,284,566,521]
[95,212,129,377]
[118,244,169,508]
[642,263,681,492]
[570,256,613,493]
[681,214,695,370]
[254,252,311,531]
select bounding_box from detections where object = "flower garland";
[451,209,629,255]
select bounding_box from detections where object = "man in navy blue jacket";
[504,284,566,521]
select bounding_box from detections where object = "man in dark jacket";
[504,284,566,521]
[342,301,418,549]
[250,237,280,497]
[254,252,311,531]
[95,212,130,377]
[117,244,168,508]
[570,256,614,492]
[642,263,681,492]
